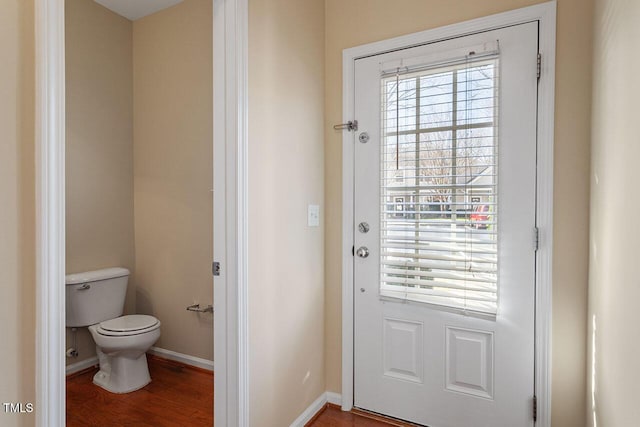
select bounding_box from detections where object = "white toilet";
[65,267,161,394]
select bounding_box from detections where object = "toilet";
[65,267,161,393]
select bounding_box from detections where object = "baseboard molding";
[290,392,343,427]
[326,391,342,406]
[66,356,98,376]
[148,346,214,372]
[65,348,214,376]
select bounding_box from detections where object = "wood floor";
[66,355,213,426]
[309,405,417,427]
[67,355,406,427]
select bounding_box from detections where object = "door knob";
[356,246,370,258]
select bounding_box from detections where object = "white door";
[354,22,538,427]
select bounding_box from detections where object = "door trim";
[35,0,66,424]
[213,0,250,425]
[34,0,250,425]
[340,3,556,425]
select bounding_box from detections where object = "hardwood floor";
[66,355,213,426]
[68,357,408,427]
[308,405,418,427]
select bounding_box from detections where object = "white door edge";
[34,0,251,426]
[340,3,556,426]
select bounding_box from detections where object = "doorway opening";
[63,0,213,423]
[35,0,248,425]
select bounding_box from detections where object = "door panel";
[354,22,538,427]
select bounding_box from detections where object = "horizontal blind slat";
[382,251,497,264]
[382,267,496,285]
[382,226,497,234]
[380,282,498,302]
[382,242,498,255]
[383,234,496,245]
[380,288,498,314]
[382,258,496,273]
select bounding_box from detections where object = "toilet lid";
[99,315,159,333]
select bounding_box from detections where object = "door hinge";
[533,227,540,251]
[333,120,358,132]
[537,53,542,81]
[533,395,538,422]
[212,261,220,277]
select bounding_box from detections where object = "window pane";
[380,58,499,314]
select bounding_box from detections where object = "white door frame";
[213,0,250,425]
[34,0,250,425]
[341,2,556,426]
[35,0,66,424]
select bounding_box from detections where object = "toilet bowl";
[65,268,162,394]
[88,314,161,393]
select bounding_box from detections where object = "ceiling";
[94,0,184,21]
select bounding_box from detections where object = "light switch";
[308,204,320,227]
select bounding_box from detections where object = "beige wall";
[65,0,135,366]
[0,0,35,425]
[0,1,599,425]
[133,0,214,361]
[323,1,593,426]
[248,0,326,425]
[588,0,640,425]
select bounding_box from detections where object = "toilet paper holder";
[186,303,213,313]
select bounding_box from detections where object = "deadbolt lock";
[358,222,370,233]
[359,132,370,144]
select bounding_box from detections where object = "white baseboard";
[65,348,214,376]
[326,391,342,406]
[66,356,98,376]
[290,391,343,427]
[148,346,214,372]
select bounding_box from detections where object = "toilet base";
[93,349,152,394]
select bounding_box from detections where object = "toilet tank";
[65,267,129,327]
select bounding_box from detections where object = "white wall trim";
[149,347,215,371]
[65,357,98,376]
[35,0,66,426]
[66,348,216,378]
[289,392,343,427]
[533,4,557,427]
[326,392,343,406]
[213,0,249,426]
[340,38,356,414]
[341,3,556,425]
[289,393,327,427]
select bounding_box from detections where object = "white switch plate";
[308,204,320,227]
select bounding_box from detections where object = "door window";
[380,56,499,314]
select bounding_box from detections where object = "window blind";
[379,54,500,315]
